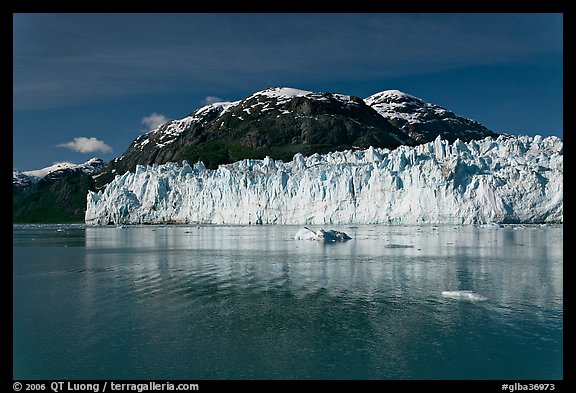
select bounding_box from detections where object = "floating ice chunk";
[316,228,352,242]
[294,227,352,242]
[479,223,503,229]
[384,244,414,248]
[294,227,317,240]
[441,291,488,301]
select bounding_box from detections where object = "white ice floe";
[479,223,503,229]
[294,227,352,242]
[441,291,488,301]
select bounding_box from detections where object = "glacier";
[85,135,563,225]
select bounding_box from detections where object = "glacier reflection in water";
[14,224,562,379]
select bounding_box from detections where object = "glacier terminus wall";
[86,135,563,225]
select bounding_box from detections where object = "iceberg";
[479,223,503,229]
[86,135,563,225]
[294,227,317,240]
[441,291,488,301]
[294,227,352,242]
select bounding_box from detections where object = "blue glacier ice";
[86,135,563,225]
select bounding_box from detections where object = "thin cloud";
[13,14,562,110]
[141,113,170,132]
[57,137,113,153]
[201,96,224,106]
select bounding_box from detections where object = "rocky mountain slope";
[365,90,495,144]
[15,87,502,223]
[13,158,105,222]
[97,87,497,186]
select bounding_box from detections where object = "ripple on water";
[13,224,563,379]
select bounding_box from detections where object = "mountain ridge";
[98,87,497,186]
[14,158,105,185]
[15,87,500,223]
[13,158,105,223]
[365,90,494,143]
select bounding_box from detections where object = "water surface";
[13,224,563,379]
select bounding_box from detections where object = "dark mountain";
[13,171,34,196]
[98,87,497,187]
[365,90,497,144]
[13,159,105,223]
[98,87,419,185]
[14,87,498,222]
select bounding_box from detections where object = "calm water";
[13,224,563,380]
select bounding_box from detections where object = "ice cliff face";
[86,135,562,225]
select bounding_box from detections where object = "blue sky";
[13,13,563,171]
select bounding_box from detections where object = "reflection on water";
[83,225,563,308]
[14,224,562,379]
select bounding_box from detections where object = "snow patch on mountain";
[13,170,34,188]
[365,90,451,124]
[86,135,562,226]
[248,87,359,107]
[132,101,239,151]
[252,87,314,100]
[364,90,496,143]
[19,158,105,183]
